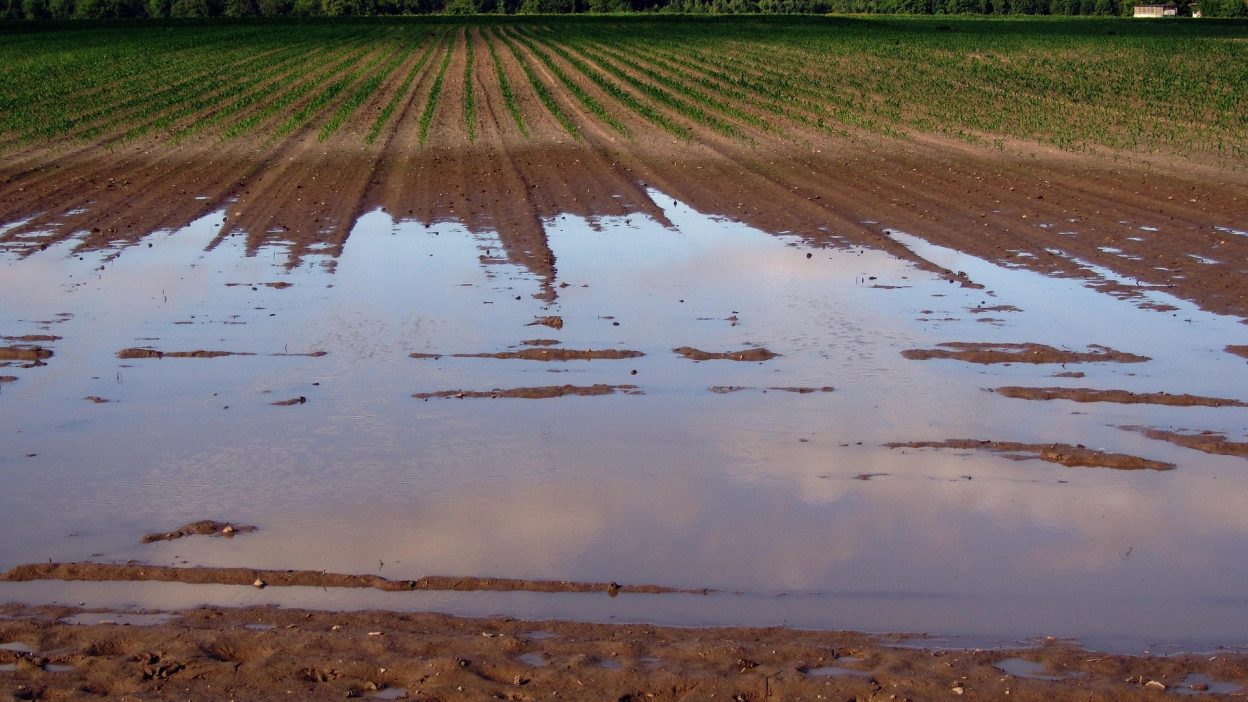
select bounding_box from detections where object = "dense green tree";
[22,0,51,17]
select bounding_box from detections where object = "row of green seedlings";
[128,39,349,143]
[105,29,381,144]
[603,34,836,137]
[485,30,527,137]
[320,33,420,142]
[491,27,579,139]
[503,28,641,138]
[103,43,304,142]
[657,32,902,136]
[510,27,689,140]
[366,29,448,145]
[172,38,355,144]
[0,25,273,141]
[2,30,286,143]
[464,28,477,143]
[224,36,381,140]
[558,26,774,140]
[525,25,751,142]
[275,35,407,141]
[418,30,456,145]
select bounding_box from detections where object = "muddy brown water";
[1,191,1246,653]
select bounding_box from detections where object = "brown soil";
[83,396,111,404]
[0,335,61,342]
[224,282,293,289]
[526,316,564,329]
[1123,426,1248,459]
[0,563,704,596]
[117,348,325,359]
[673,347,780,362]
[1,604,1243,702]
[0,346,52,362]
[270,396,308,406]
[708,386,833,394]
[901,342,1150,365]
[520,339,560,346]
[1227,345,1248,359]
[995,386,1246,407]
[885,439,1175,471]
[414,384,641,399]
[0,376,16,384]
[116,348,254,359]
[139,521,258,544]
[450,348,644,361]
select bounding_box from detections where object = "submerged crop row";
[0,16,1244,161]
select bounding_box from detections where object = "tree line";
[4,0,1244,22]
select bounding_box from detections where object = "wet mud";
[901,343,1150,365]
[117,348,326,359]
[414,384,641,399]
[885,440,1175,471]
[995,387,1247,407]
[672,347,780,362]
[0,564,703,596]
[1123,427,1248,460]
[2,604,1246,702]
[0,347,52,362]
[443,348,644,361]
[140,521,258,544]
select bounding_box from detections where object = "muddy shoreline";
[1,603,1245,701]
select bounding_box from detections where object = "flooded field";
[2,184,1246,653]
[3,16,1248,700]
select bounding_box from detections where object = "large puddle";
[1,191,1246,653]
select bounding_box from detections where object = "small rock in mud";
[520,339,561,347]
[673,346,779,362]
[140,520,258,544]
[84,396,111,404]
[271,396,307,406]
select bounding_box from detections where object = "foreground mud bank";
[2,604,1246,701]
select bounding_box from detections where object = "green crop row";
[486,29,527,137]
[367,29,447,145]
[492,27,579,139]
[0,18,1242,163]
[464,28,477,143]
[419,30,456,145]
